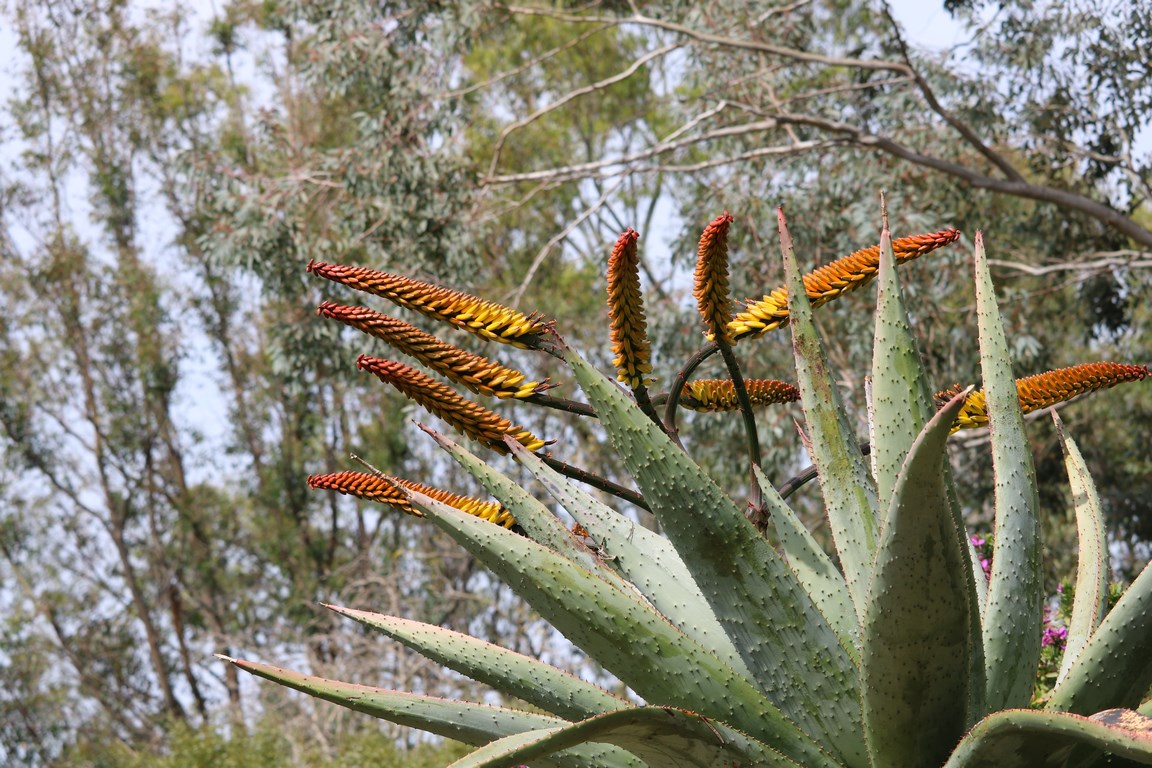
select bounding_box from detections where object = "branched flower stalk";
[308,470,516,528]
[936,362,1150,431]
[356,355,547,453]
[307,259,553,349]
[318,301,551,399]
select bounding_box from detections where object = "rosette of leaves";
[226,214,1152,768]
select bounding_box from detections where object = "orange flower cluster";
[936,362,1149,431]
[727,228,961,340]
[357,355,547,453]
[307,260,549,347]
[694,213,736,345]
[318,302,549,399]
[307,470,515,527]
[680,379,801,412]
[606,229,653,389]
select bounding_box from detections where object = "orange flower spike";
[937,362,1149,432]
[681,379,801,412]
[306,260,549,348]
[694,212,736,345]
[318,302,550,399]
[606,228,654,389]
[357,355,547,453]
[307,471,515,528]
[728,227,961,340]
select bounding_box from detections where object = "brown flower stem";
[716,339,764,514]
[778,441,873,501]
[632,384,668,433]
[524,392,597,418]
[540,455,649,511]
[662,341,720,448]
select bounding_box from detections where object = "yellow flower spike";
[936,362,1150,432]
[681,379,801,412]
[307,470,515,528]
[728,227,962,341]
[606,228,654,389]
[357,355,547,453]
[306,260,550,348]
[318,301,552,399]
[694,212,736,345]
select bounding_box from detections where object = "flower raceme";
[680,379,800,412]
[306,259,550,347]
[606,228,654,390]
[307,470,515,528]
[936,361,1150,431]
[318,301,550,399]
[356,355,547,453]
[694,212,736,345]
[727,227,961,340]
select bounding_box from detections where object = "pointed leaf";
[505,439,752,679]
[780,210,878,623]
[1052,413,1109,686]
[753,465,857,655]
[1048,556,1152,714]
[448,707,810,768]
[943,708,1152,768]
[862,391,974,767]
[408,490,833,767]
[566,345,865,767]
[327,607,627,722]
[974,232,1042,711]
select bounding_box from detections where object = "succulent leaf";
[1051,413,1109,686]
[566,344,866,767]
[780,208,879,625]
[973,232,1042,712]
[447,707,815,768]
[942,708,1152,768]
[407,489,832,766]
[325,606,628,722]
[862,390,974,767]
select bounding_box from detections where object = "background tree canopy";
[1,0,1149,764]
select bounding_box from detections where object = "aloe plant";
[225,210,1152,767]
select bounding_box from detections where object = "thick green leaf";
[943,708,1152,768]
[1047,556,1152,714]
[869,225,937,510]
[780,210,878,624]
[504,438,752,679]
[1052,413,1109,686]
[447,707,808,768]
[753,464,857,655]
[326,606,628,722]
[862,391,973,767]
[973,232,1042,711]
[407,490,836,767]
[421,425,603,573]
[566,345,864,768]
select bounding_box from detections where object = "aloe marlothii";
[225,212,1152,767]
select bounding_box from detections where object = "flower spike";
[307,260,550,348]
[318,302,551,399]
[936,361,1150,431]
[694,212,736,344]
[728,227,961,340]
[357,355,547,453]
[681,379,801,413]
[606,228,654,389]
[307,470,515,527]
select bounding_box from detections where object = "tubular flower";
[728,227,961,341]
[935,362,1150,431]
[694,212,736,345]
[306,260,549,347]
[318,302,550,399]
[357,355,547,453]
[681,379,801,412]
[307,470,515,528]
[606,228,653,389]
